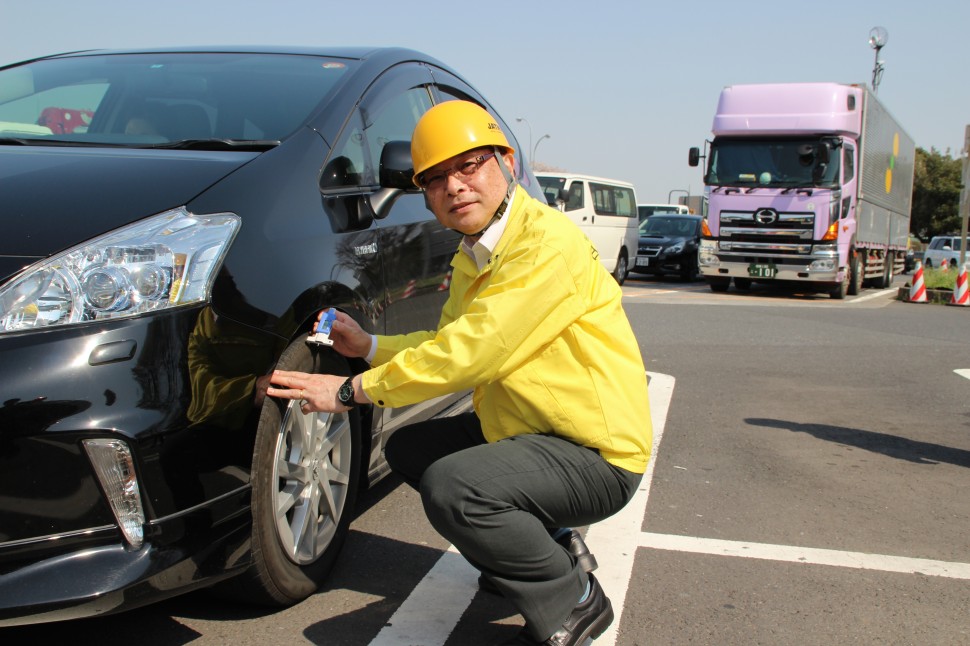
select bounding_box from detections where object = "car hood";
[0,146,257,279]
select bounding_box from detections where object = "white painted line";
[848,287,899,304]
[955,369,970,380]
[638,533,970,580]
[585,372,676,646]
[370,545,478,646]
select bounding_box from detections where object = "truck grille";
[718,209,815,255]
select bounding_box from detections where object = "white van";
[536,173,639,284]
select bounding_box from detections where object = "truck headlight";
[0,208,240,333]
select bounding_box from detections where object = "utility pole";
[959,125,969,269]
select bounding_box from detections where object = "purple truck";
[689,82,915,298]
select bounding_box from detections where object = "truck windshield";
[706,138,840,189]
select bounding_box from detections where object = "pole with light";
[668,188,689,205]
[533,134,550,167]
[515,117,532,167]
[959,125,969,270]
[869,26,888,94]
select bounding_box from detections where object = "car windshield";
[639,216,696,237]
[0,52,356,147]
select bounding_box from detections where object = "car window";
[589,182,635,217]
[325,85,433,189]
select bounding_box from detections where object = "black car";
[0,46,543,626]
[632,214,704,281]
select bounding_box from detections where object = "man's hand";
[267,370,352,413]
[315,309,372,358]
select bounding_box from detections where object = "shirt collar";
[460,186,517,271]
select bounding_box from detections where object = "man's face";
[420,147,515,236]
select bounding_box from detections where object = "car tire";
[231,338,362,606]
[613,251,629,286]
[680,253,698,282]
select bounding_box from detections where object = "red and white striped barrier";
[438,270,452,291]
[949,266,969,306]
[907,261,927,303]
[401,279,417,300]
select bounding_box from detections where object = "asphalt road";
[5,275,970,645]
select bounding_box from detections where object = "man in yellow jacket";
[269,101,651,646]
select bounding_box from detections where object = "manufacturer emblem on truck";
[754,208,778,224]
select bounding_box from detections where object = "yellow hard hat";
[411,101,514,186]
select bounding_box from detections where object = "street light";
[515,117,532,165]
[668,188,689,205]
[533,134,550,166]
[869,26,888,94]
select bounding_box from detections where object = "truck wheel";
[830,266,850,299]
[874,253,894,288]
[847,250,862,296]
[733,278,752,291]
[233,338,362,606]
[708,277,730,292]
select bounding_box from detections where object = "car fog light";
[83,438,145,548]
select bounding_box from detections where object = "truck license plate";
[748,262,777,278]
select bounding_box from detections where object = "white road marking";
[955,369,970,380]
[847,287,899,304]
[585,372,675,646]
[638,533,970,580]
[370,545,478,646]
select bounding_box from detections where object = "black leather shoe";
[479,529,597,595]
[557,529,598,574]
[503,572,614,645]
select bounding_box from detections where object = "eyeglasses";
[417,152,495,191]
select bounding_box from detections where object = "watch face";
[338,380,354,404]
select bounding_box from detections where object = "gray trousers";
[384,412,642,640]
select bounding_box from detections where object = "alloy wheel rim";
[272,402,353,565]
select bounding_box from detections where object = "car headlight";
[0,208,240,333]
[664,242,685,256]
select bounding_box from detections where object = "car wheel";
[733,277,752,291]
[233,338,362,606]
[612,251,629,286]
[924,258,933,268]
[680,253,698,282]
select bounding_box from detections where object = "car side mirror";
[379,140,415,190]
[688,147,700,167]
[359,140,418,221]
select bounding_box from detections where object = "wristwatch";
[337,376,356,408]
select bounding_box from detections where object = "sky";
[3,0,968,204]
